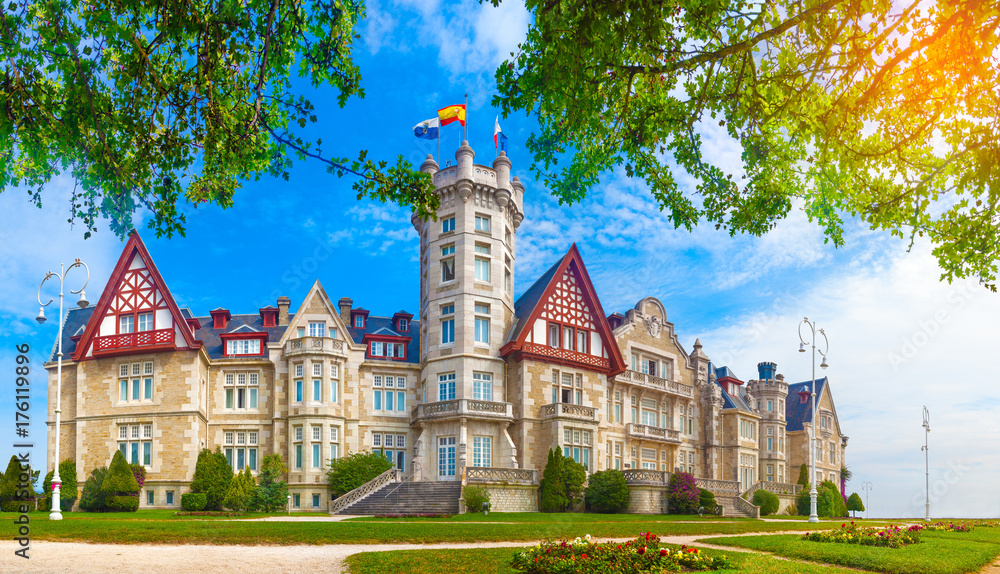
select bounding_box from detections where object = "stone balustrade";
[412,399,513,422]
[285,336,346,358]
[695,478,741,496]
[539,403,597,421]
[617,370,694,398]
[625,423,681,444]
[622,469,671,485]
[743,481,802,498]
[465,467,537,485]
[328,467,401,514]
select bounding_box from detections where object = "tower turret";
[747,361,790,483]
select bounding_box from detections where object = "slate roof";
[191,313,291,359]
[785,378,827,432]
[504,254,565,344]
[56,305,421,364]
[715,365,755,413]
[347,315,420,364]
[49,306,96,361]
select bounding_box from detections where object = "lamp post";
[36,259,90,520]
[798,317,828,524]
[922,406,930,522]
[861,481,873,520]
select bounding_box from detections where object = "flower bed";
[802,522,923,548]
[926,521,977,532]
[511,532,731,573]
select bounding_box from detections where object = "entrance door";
[438,436,456,479]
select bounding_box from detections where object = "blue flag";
[413,117,440,140]
[498,133,509,152]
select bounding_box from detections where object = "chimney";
[277,296,290,326]
[338,297,353,319]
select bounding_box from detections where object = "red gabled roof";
[72,231,202,361]
[501,244,627,376]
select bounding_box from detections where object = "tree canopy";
[0,0,435,239]
[493,0,1000,289]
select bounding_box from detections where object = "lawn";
[703,527,1000,574]
[344,512,758,523]
[345,545,863,574]
[0,511,855,545]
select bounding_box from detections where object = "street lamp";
[861,481,873,520]
[798,317,828,524]
[37,259,90,520]
[922,406,930,522]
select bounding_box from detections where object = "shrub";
[181,492,207,511]
[584,469,629,513]
[79,467,109,512]
[326,451,393,499]
[463,485,490,513]
[666,472,699,515]
[797,463,809,487]
[511,533,732,572]
[562,457,587,510]
[752,489,780,516]
[224,468,257,511]
[101,451,140,512]
[847,492,865,516]
[57,459,78,511]
[190,448,234,511]
[698,488,719,514]
[251,454,288,512]
[539,448,567,512]
[797,480,848,517]
[0,455,35,512]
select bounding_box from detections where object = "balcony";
[618,370,694,398]
[93,328,175,356]
[412,399,514,422]
[539,403,597,422]
[519,342,610,371]
[284,336,346,358]
[625,423,681,444]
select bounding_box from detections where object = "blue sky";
[1,0,998,518]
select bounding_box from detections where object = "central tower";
[410,141,526,481]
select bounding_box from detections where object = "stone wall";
[479,483,538,512]
[624,485,667,514]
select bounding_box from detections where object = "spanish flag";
[438,104,466,126]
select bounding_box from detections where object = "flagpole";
[464,93,468,143]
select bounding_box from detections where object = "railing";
[382,473,413,499]
[618,370,694,397]
[743,481,802,498]
[695,478,741,497]
[622,469,670,485]
[519,342,610,371]
[625,423,681,443]
[539,403,597,421]
[412,399,514,421]
[733,495,761,518]
[328,467,401,514]
[93,328,174,353]
[466,467,537,485]
[285,336,345,356]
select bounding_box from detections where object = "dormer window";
[398,319,408,332]
[226,339,261,356]
[354,315,364,328]
[309,322,326,337]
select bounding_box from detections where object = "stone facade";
[45,142,847,513]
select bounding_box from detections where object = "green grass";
[703,528,1000,574]
[345,545,862,574]
[0,513,852,545]
[4,509,316,520]
[346,512,757,523]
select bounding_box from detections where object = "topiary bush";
[698,488,719,514]
[666,472,699,515]
[463,485,490,513]
[847,492,865,517]
[57,459,78,511]
[0,455,35,512]
[326,450,394,499]
[181,492,207,511]
[190,448,234,511]
[539,448,567,512]
[79,467,109,512]
[752,489,780,516]
[101,451,140,512]
[584,469,629,513]
[797,480,848,517]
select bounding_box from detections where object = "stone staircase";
[337,481,462,515]
[719,496,761,518]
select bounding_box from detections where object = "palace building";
[45,142,848,514]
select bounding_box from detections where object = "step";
[336,481,462,515]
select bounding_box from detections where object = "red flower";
[581,554,588,559]
[617,545,622,550]
[660,549,668,556]
[638,547,646,555]
[842,523,846,528]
